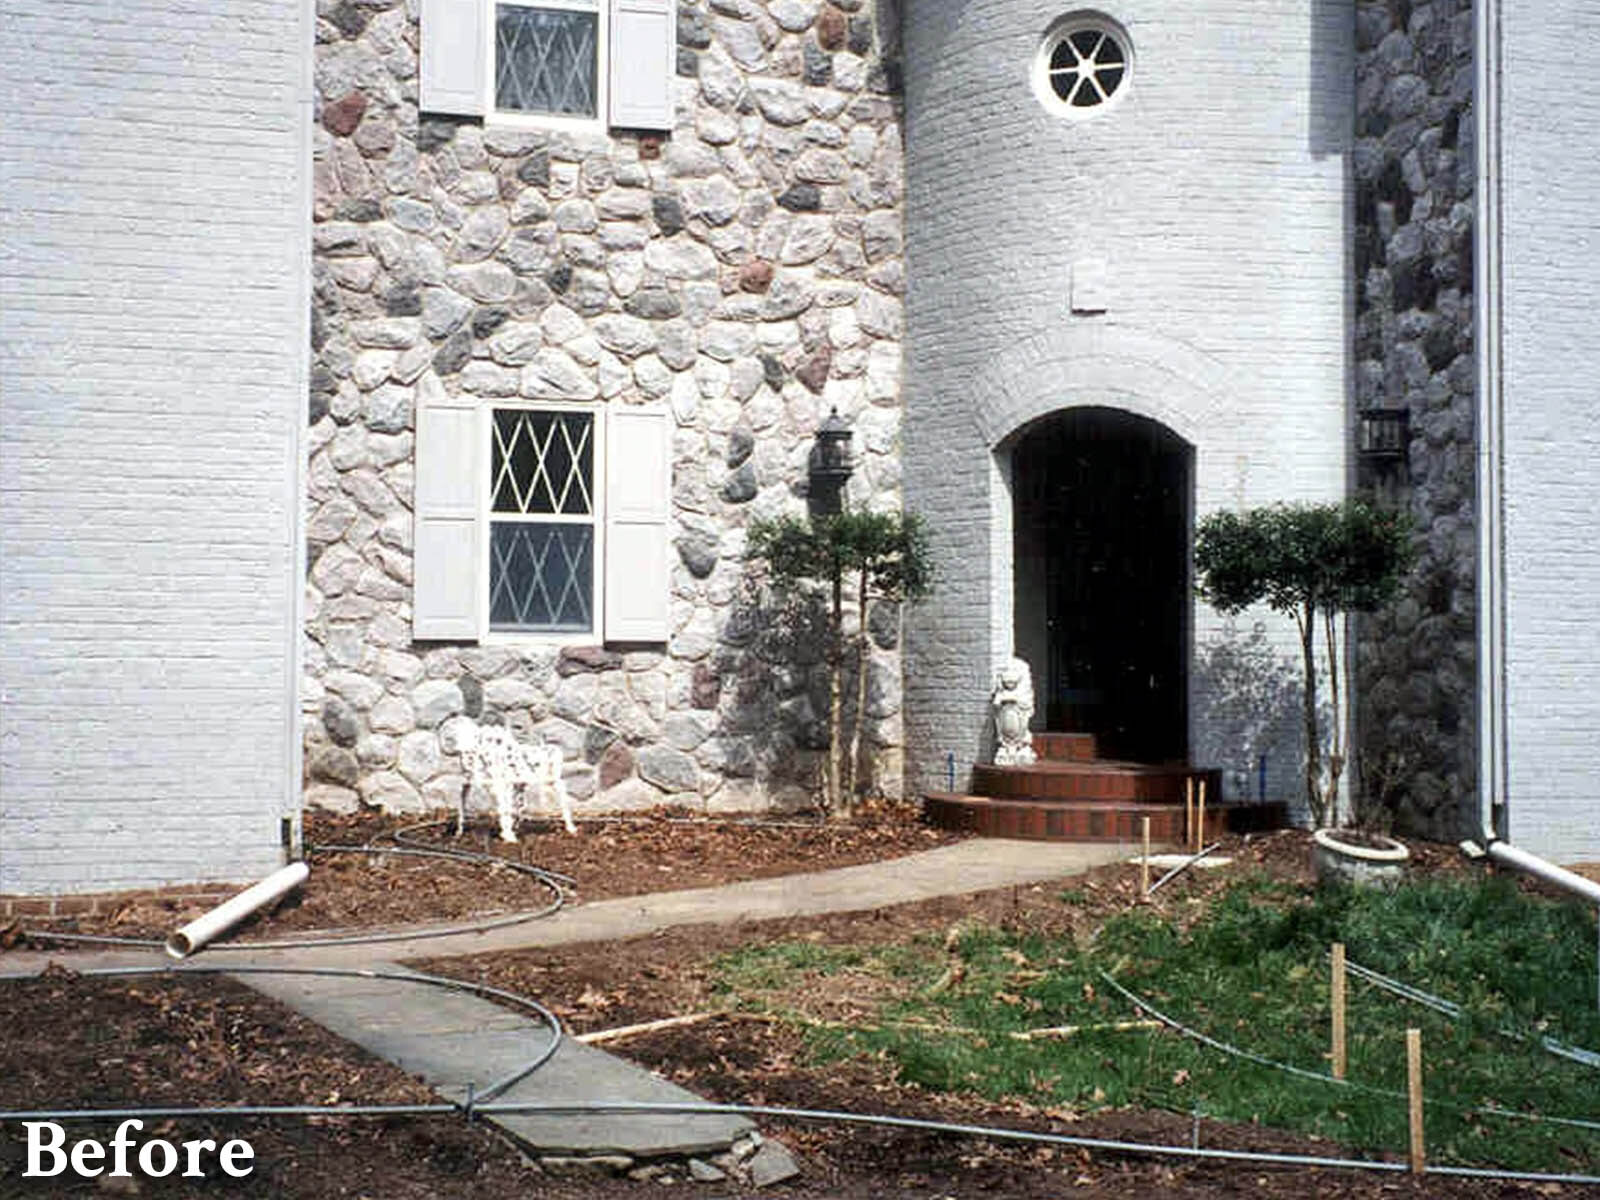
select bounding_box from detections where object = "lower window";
[487,406,599,635]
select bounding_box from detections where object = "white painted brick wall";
[902,0,1351,799]
[0,0,311,892]
[1497,0,1600,863]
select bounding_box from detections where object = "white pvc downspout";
[1475,0,1508,854]
[165,861,310,959]
[1468,0,1600,924]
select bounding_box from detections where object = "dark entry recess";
[1011,407,1192,763]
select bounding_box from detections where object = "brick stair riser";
[924,798,1216,842]
[1032,733,1098,762]
[972,765,1223,805]
[922,794,1284,844]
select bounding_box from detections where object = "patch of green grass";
[709,873,1600,1174]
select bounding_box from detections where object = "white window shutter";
[420,0,486,117]
[413,379,481,640]
[608,0,675,130]
[605,405,672,641]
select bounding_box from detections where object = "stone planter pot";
[1312,828,1410,888]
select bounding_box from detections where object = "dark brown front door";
[1012,407,1191,763]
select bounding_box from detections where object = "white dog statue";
[453,720,576,841]
[991,656,1038,766]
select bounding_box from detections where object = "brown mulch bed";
[0,970,541,1198]
[8,803,966,949]
[1,832,1560,1197]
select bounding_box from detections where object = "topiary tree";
[1194,500,1413,828]
[746,508,933,817]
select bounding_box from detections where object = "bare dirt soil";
[3,825,1572,1197]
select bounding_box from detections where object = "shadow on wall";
[711,583,902,803]
[1191,621,1311,817]
[1309,0,1354,158]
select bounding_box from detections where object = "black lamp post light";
[1356,407,1410,491]
[808,406,855,516]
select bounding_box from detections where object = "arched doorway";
[1011,407,1193,763]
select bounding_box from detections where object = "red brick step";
[1032,732,1098,762]
[972,761,1222,805]
[923,729,1286,844]
[923,793,1286,843]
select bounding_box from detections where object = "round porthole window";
[1034,14,1133,119]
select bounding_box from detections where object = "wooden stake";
[1406,1027,1425,1174]
[1330,942,1347,1080]
[1195,778,1207,853]
[1141,816,1151,895]
[578,1011,723,1045]
[1185,778,1194,850]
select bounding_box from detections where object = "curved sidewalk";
[1,837,1131,975]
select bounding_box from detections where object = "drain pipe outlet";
[166,861,310,959]
[1463,0,1600,919]
[1462,838,1600,909]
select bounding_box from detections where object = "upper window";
[1033,14,1134,120]
[492,0,604,124]
[419,0,674,131]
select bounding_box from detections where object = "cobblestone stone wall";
[1352,0,1478,838]
[304,0,907,817]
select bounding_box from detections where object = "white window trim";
[484,0,610,131]
[479,400,608,646]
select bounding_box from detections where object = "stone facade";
[304,0,908,818]
[1351,0,1478,838]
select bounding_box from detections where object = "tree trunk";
[846,574,871,805]
[1298,599,1324,828]
[1322,607,1344,826]
[828,565,845,817]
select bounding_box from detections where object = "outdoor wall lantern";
[808,406,855,516]
[1356,407,1410,487]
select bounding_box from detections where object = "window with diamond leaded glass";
[488,407,598,634]
[494,0,601,120]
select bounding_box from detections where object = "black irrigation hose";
[1342,955,1600,1070]
[1099,971,1600,1135]
[6,1097,1600,1185]
[17,819,574,954]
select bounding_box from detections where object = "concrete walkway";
[241,963,753,1158]
[2,838,1131,974]
[2,838,1132,1163]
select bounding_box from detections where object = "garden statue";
[991,656,1037,765]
